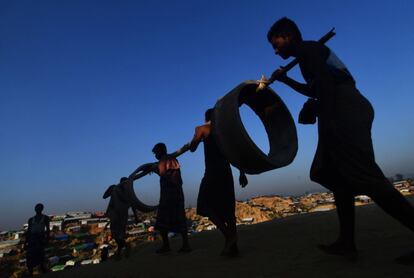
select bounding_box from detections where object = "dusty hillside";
[186,195,300,227]
[47,196,414,278]
[234,201,272,223]
[185,201,272,231]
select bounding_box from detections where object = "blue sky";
[1,0,413,230]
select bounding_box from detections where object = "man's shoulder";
[195,124,211,136]
[300,40,323,47]
[196,123,210,130]
[298,41,327,55]
[164,155,178,162]
[297,40,330,66]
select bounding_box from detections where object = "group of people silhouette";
[24,17,414,275]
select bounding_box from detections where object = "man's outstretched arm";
[190,124,209,152]
[129,163,156,180]
[169,142,191,158]
[271,68,313,97]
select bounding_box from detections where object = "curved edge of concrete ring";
[127,164,158,212]
[212,80,298,174]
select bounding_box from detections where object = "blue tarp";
[54,234,69,241]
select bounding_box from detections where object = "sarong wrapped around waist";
[155,176,187,232]
[310,84,388,195]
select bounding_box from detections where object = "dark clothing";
[197,133,236,222]
[334,184,414,242]
[105,184,130,241]
[26,234,46,269]
[299,42,354,90]
[104,179,157,241]
[26,215,49,269]
[155,157,187,233]
[296,41,391,195]
[290,39,414,254]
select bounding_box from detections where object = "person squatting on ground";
[25,203,50,276]
[103,177,140,259]
[265,17,414,263]
[152,142,191,254]
[190,108,248,256]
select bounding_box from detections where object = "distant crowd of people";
[24,17,414,275]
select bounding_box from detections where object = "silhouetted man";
[152,143,191,254]
[190,108,248,256]
[265,17,414,263]
[103,177,139,259]
[25,203,50,276]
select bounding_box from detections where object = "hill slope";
[48,196,414,278]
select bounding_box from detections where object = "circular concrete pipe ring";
[127,163,158,212]
[128,181,158,213]
[212,81,298,174]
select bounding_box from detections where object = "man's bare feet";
[318,241,358,262]
[221,236,239,257]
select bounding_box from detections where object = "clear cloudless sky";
[1,0,414,230]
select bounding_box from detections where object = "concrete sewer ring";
[212,81,298,174]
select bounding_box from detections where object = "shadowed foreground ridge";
[47,196,414,278]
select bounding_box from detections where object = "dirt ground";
[47,196,414,278]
